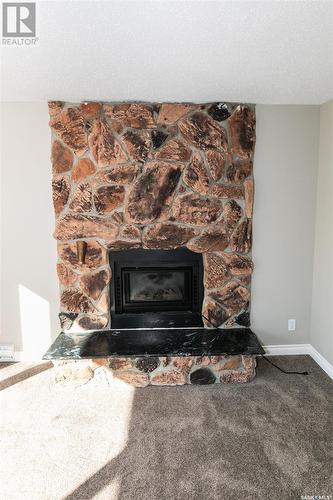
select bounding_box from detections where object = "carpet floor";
[0,355,332,500]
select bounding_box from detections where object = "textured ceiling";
[1,0,332,104]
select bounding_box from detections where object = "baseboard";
[263,344,311,356]
[306,345,333,380]
[0,351,46,362]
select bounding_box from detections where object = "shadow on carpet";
[64,356,333,500]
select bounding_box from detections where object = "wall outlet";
[288,319,296,331]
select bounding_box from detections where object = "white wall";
[0,102,321,356]
[310,100,333,365]
[252,105,319,346]
[0,102,59,356]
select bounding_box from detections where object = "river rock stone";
[52,176,70,215]
[210,281,250,315]
[136,357,160,373]
[237,275,252,286]
[59,312,78,331]
[94,186,125,214]
[157,103,192,124]
[56,263,78,286]
[226,158,252,184]
[107,240,141,250]
[223,200,242,231]
[224,316,236,328]
[151,129,168,149]
[91,358,110,367]
[96,292,109,314]
[104,103,155,128]
[202,298,230,328]
[93,165,139,186]
[218,356,242,370]
[111,211,124,224]
[80,269,111,300]
[204,254,229,288]
[61,289,97,313]
[207,103,231,122]
[194,356,211,366]
[69,182,93,212]
[48,101,64,117]
[155,139,191,161]
[172,357,194,371]
[244,178,254,218]
[178,112,228,151]
[125,162,181,223]
[54,214,117,241]
[113,370,149,387]
[109,358,134,370]
[71,158,96,182]
[151,371,186,386]
[221,253,253,276]
[235,311,250,327]
[173,193,222,225]
[109,121,124,134]
[159,357,169,367]
[79,102,102,119]
[58,240,107,270]
[109,357,134,370]
[55,365,94,384]
[230,218,252,253]
[205,149,225,181]
[143,223,197,249]
[50,107,87,156]
[210,356,224,364]
[78,314,108,330]
[190,368,216,385]
[51,140,74,174]
[229,105,256,158]
[211,184,244,199]
[123,130,151,162]
[187,226,229,253]
[88,118,128,167]
[120,225,141,240]
[183,152,210,194]
[242,355,256,370]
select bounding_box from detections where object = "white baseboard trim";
[263,343,333,380]
[263,344,311,356]
[10,345,333,380]
[306,345,333,380]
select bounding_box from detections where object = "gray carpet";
[1,356,332,500]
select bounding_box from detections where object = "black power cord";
[201,314,309,376]
[201,313,219,329]
[260,355,309,375]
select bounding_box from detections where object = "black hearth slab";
[43,328,264,359]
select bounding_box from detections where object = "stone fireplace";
[46,100,263,386]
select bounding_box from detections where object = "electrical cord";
[260,355,309,375]
[201,313,219,329]
[201,314,309,376]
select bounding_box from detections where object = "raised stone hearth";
[48,100,257,385]
[53,355,256,387]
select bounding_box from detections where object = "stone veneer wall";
[49,101,256,334]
